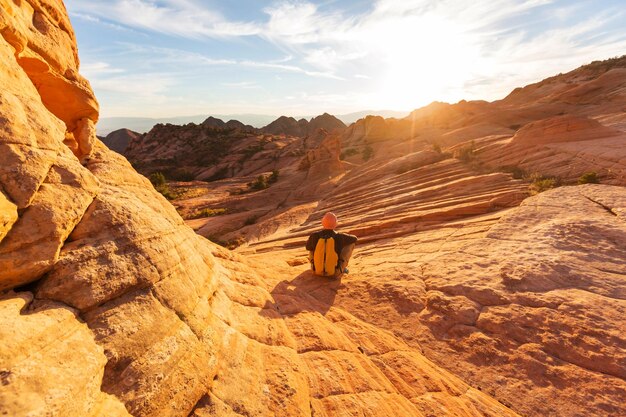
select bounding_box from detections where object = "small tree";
[529,173,559,195]
[250,175,268,190]
[149,172,166,187]
[578,172,599,184]
[362,145,374,161]
[148,172,177,200]
[454,142,475,163]
[268,170,279,184]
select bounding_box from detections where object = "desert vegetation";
[149,172,175,200]
[578,171,600,184]
[362,144,374,161]
[248,169,279,191]
[454,141,476,163]
[529,173,560,195]
[189,207,228,219]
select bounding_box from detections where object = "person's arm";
[337,233,357,273]
[340,233,358,245]
[305,233,318,251]
[306,233,318,268]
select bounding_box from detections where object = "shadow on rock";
[260,270,343,318]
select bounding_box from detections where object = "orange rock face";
[2,2,626,417]
[0,292,131,417]
[510,115,620,145]
[215,57,626,417]
[0,2,537,417]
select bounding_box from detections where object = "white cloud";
[80,61,125,77]
[68,0,626,114]
[240,59,343,80]
[221,81,261,89]
[95,42,342,80]
[89,72,174,96]
[67,0,261,38]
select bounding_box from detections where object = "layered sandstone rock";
[112,53,626,417]
[0,0,99,158]
[0,191,17,242]
[299,131,344,179]
[510,115,620,145]
[247,178,626,417]
[476,117,626,184]
[0,292,131,417]
[0,2,527,417]
[124,120,307,181]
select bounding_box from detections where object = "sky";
[65,0,626,119]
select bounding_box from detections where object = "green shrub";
[148,172,177,199]
[156,185,175,200]
[268,169,279,184]
[529,174,559,195]
[206,235,246,250]
[498,165,526,179]
[247,171,279,191]
[190,208,228,219]
[454,142,475,163]
[578,171,599,184]
[149,172,166,187]
[249,175,269,191]
[362,145,374,161]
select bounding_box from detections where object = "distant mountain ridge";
[102,112,348,156]
[96,114,275,136]
[97,110,408,135]
[261,113,346,137]
[100,128,142,154]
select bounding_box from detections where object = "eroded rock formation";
[0,2,533,417]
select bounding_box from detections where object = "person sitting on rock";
[306,212,357,278]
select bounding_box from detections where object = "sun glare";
[369,15,481,110]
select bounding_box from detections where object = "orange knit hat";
[321,212,338,229]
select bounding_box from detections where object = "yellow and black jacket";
[306,230,357,277]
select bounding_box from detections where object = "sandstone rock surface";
[130,53,626,417]
[0,190,17,242]
[0,292,131,417]
[0,2,531,417]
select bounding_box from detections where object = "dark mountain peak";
[309,113,346,130]
[262,116,303,136]
[202,116,226,128]
[101,128,142,154]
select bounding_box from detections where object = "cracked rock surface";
[0,2,522,416]
[1,2,625,417]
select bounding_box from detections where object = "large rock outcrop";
[0,2,526,417]
[0,0,99,158]
[246,170,626,417]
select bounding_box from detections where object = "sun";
[368,15,482,110]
